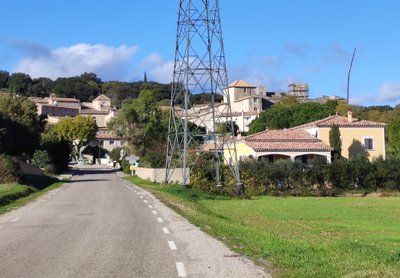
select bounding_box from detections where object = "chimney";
[347,111,353,123]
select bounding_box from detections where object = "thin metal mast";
[165,0,241,188]
[346,48,356,104]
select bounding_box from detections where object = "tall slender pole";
[347,48,356,104]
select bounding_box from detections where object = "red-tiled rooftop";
[227,80,256,88]
[291,115,386,129]
[49,97,80,103]
[244,129,332,152]
[95,132,121,140]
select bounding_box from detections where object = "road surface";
[0,165,269,278]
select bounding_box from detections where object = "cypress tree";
[329,124,342,161]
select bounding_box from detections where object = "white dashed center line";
[10,217,21,223]
[168,241,177,250]
[144,200,148,203]
[140,196,144,199]
[152,210,158,215]
[176,262,187,277]
[162,227,170,234]
[148,205,153,209]
[157,217,164,223]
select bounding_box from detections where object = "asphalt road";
[0,165,269,278]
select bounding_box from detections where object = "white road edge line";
[157,217,164,223]
[168,241,177,250]
[10,217,21,223]
[152,210,158,215]
[162,227,170,234]
[176,262,187,277]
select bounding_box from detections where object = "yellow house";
[224,129,333,164]
[291,112,386,161]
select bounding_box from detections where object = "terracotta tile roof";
[245,129,332,152]
[40,104,79,110]
[79,108,109,115]
[95,132,122,140]
[50,97,80,103]
[93,94,110,101]
[227,80,256,88]
[291,115,386,129]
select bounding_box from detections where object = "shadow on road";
[68,179,111,183]
[75,168,120,176]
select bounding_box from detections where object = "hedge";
[190,156,400,197]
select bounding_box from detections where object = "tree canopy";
[0,95,45,155]
[387,116,400,158]
[108,89,168,157]
[249,102,335,133]
[53,115,98,157]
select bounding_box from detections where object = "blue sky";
[1,0,400,106]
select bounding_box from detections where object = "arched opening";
[258,154,291,163]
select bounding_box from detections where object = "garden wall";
[136,167,189,184]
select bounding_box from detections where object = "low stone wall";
[18,161,44,176]
[136,167,189,184]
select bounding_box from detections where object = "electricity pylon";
[165,0,242,192]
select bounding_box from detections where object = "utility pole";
[165,0,242,194]
[347,48,356,104]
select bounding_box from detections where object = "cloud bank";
[14,43,140,80]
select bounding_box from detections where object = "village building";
[291,112,386,161]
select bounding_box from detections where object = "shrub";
[141,151,165,168]
[31,150,49,168]
[374,157,400,190]
[0,154,21,184]
[110,147,123,163]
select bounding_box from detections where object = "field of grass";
[0,177,63,215]
[126,176,400,277]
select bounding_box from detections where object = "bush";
[189,155,400,197]
[31,150,50,168]
[141,151,165,168]
[374,157,400,190]
[0,154,21,184]
[110,147,123,163]
[42,138,71,173]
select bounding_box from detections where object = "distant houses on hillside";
[183,79,345,133]
[30,94,123,152]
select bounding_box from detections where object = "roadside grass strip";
[0,181,64,216]
[124,175,400,278]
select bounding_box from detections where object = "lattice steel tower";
[165,0,242,190]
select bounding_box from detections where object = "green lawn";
[125,176,400,277]
[0,178,63,215]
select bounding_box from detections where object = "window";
[109,140,115,145]
[363,137,374,150]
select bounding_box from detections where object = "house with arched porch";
[226,129,333,164]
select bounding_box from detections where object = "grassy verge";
[125,175,400,278]
[0,176,63,215]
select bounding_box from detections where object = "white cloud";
[137,54,174,83]
[377,82,400,104]
[14,43,139,80]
